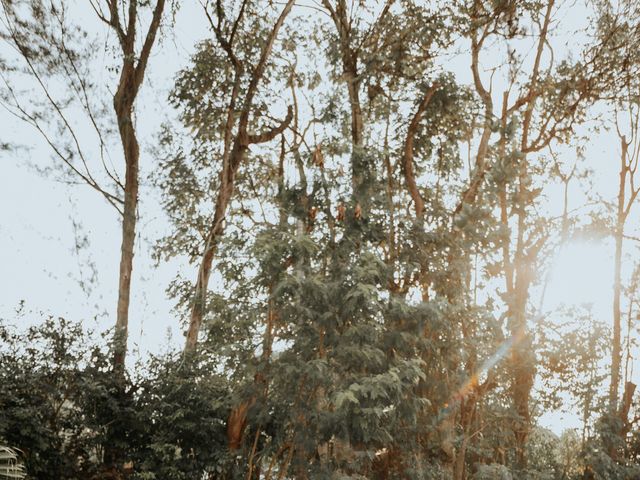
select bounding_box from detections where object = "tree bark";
[609,137,628,410]
[113,94,139,372]
[185,180,232,351]
[511,271,534,469]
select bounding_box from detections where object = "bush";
[0,317,231,479]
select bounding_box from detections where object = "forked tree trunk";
[183,0,294,352]
[107,0,166,372]
[112,61,140,371]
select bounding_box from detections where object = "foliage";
[3,0,640,479]
[0,317,232,479]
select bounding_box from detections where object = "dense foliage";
[2,0,640,479]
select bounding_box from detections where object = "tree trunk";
[345,62,366,207]
[610,223,623,410]
[609,139,627,410]
[507,1,553,461]
[511,329,534,470]
[108,0,166,372]
[183,0,294,351]
[510,224,536,470]
[113,93,139,372]
[184,183,231,351]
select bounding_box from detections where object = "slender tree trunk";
[113,96,139,372]
[185,181,232,351]
[345,65,366,208]
[509,157,536,470]
[610,138,628,410]
[108,0,166,371]
[610,223,623,410]
[103,66,142,476]
[101,2,166,476]
[347,76,363,148]
[508,3,552,466]
[511,273,534,469]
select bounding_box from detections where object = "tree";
[458,0,631,469]
[177,0,295,352]
[0,0,168,372]
[5,0,640,478]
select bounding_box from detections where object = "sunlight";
[545,241,613,315]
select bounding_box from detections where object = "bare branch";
[135,0,166,87]
[403,84,438,217]
[247,106,294,144]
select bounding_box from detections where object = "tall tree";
[0,0,168,372]
[181,0,295,352]
[460,0,631,468]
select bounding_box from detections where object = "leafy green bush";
[0,317,231,479]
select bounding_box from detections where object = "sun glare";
[545,241,613,315]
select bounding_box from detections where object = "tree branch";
[403,84,438,217]
[134,0,166,87]
[247,106,294,144]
